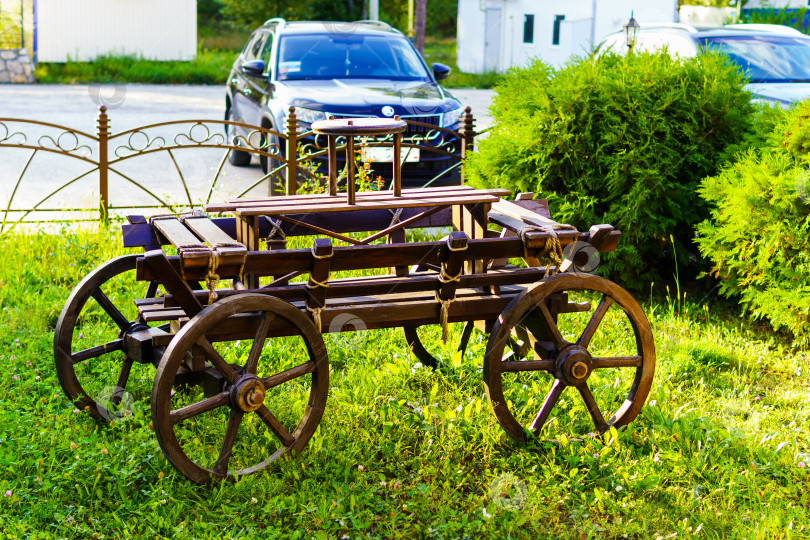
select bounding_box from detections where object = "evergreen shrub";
[466,51,754,287]
[698,102,810,345]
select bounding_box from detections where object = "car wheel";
[225,106,252,167]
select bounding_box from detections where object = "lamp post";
[624,12,639,54]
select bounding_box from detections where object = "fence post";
[460,106,474,185]
[97,106,109,224]
[286,106,298,195]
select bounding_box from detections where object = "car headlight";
[442,107,464,128]
[295,107,328,124]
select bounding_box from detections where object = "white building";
[457,0,678,72]
[36,0,196,62]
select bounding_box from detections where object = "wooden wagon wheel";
[484,273,655,442]
[402,321,476,369]
[54,254,159,420]
[151,293,328,484]
[401,258,478,368]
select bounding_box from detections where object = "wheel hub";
[557,347,593,386]
[230,375,266,412]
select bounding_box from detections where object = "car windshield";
[277,33,430,81]
[699,35,810,83]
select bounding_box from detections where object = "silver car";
[597,23,810,107]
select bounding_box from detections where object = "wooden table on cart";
[54,119,655,485]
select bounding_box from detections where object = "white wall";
[38,0,196,62]
[456,0,487,73]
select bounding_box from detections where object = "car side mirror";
[242,60,266,78]
[432,62,451,81]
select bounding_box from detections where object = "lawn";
[33,36,500,89]
[0,225,807,538]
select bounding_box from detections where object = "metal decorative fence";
[0,2,23,49]
[0,106,480,233]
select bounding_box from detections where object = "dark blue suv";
[225,19,464,187]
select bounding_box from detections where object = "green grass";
[33,33,499,89]
[423,37,502,89]
[34,49,238,85]
[0,226,807,538]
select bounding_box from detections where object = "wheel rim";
[484,274,655,442]
[402,321,476,369]
[152,294,329,484]
[54,255,158,420]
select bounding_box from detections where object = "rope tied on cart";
[306,243,332,331]
[435,239,466,342]
[202,241,247,304]
[265,217,287,249]
[436,266,462,343]
[388,207,403,226]
[518,223,576,277]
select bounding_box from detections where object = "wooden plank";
[513,198,552,219]
[143,249,203,317]
[123,209,455,249]
[151,217,205,249]
[136,237,533,282]
[211,185,505,208]
[183,216,240,246]
[162,268,552,309]
[232,193,507,216]
[196,291,522,341]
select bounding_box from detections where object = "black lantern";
[624,12,639,52]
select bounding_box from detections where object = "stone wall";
[0,48,35,83]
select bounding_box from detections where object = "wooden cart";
[54,119,655,484]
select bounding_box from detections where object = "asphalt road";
[0,84,494,223]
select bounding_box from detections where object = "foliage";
[0,227,807,537]
[697,101,810,346]
[218,0,458,38]
[466,51,754,288]
[34,50,236,85]
[31,37,498,89]
[740,3,810,34]
[421,37,502,89]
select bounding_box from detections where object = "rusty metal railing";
[0,106,478,233]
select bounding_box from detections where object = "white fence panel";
[38,0,196,62]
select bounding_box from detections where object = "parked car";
[225,18,464,188]
[596,23,810,107]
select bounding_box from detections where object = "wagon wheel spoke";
[70,339,123,364]
[501,336,524,362]
[578,384,608,432]
[501,359,555,373]
[255,405,295,447]
[144,280,159,299]
[91,288,130,330]
[529,378,566,433]
[577,295,614,349]
[196,338,238,384]
[244,311,275,374]
[170,391,230,426]
[111,359,134,405]
[537,302,566,349]
[261,361,316,390]
[213,410,244,476]
[593,356,643,369]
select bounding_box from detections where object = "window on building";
[523,14,535,44]
[552,15,565,46]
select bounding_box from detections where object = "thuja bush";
[466,51,754,287]
[698,101,810,346]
